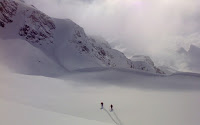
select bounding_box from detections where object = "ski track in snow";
[113,111,123,125]
[103,108,119,125]
[0,99,113,125]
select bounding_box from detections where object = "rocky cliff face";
[0,0,18,27]
[19,9,55,45]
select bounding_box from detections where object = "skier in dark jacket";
[101,102,104,109]
[110,104,113,111]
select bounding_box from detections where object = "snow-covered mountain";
[0,0,164,76]
[130,55,165,74]
[157,66,177,75]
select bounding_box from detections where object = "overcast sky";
[24,0,200,71]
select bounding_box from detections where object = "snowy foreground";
[0,68,200,125]
[0,99,113,125]
[1,1,200,125]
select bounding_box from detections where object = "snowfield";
[0,69,200,125]
[0,99,113,125]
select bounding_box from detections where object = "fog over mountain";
[23,0,200,72]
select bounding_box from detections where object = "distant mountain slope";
[130,55,165,74]
[177,44,200,73]
[0,0,165,75]
[187,45,200,72]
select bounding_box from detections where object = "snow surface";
[0,99,113,125]
[0,39,65,77]
[0,69,200,125]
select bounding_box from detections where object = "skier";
[101,102,104,109]
[110,104,113,111]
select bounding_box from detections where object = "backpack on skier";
[110,104,113,111]
[101,102,104,109]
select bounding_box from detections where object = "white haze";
[24,0,200,71]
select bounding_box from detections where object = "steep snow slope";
[0,0,164,75]
[0,39,65,76]
[0,0,66,76]
[0,0,56,53]
[52,18,103,70]
[47,17,135,70]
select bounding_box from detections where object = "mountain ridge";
[0,0,165,76]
